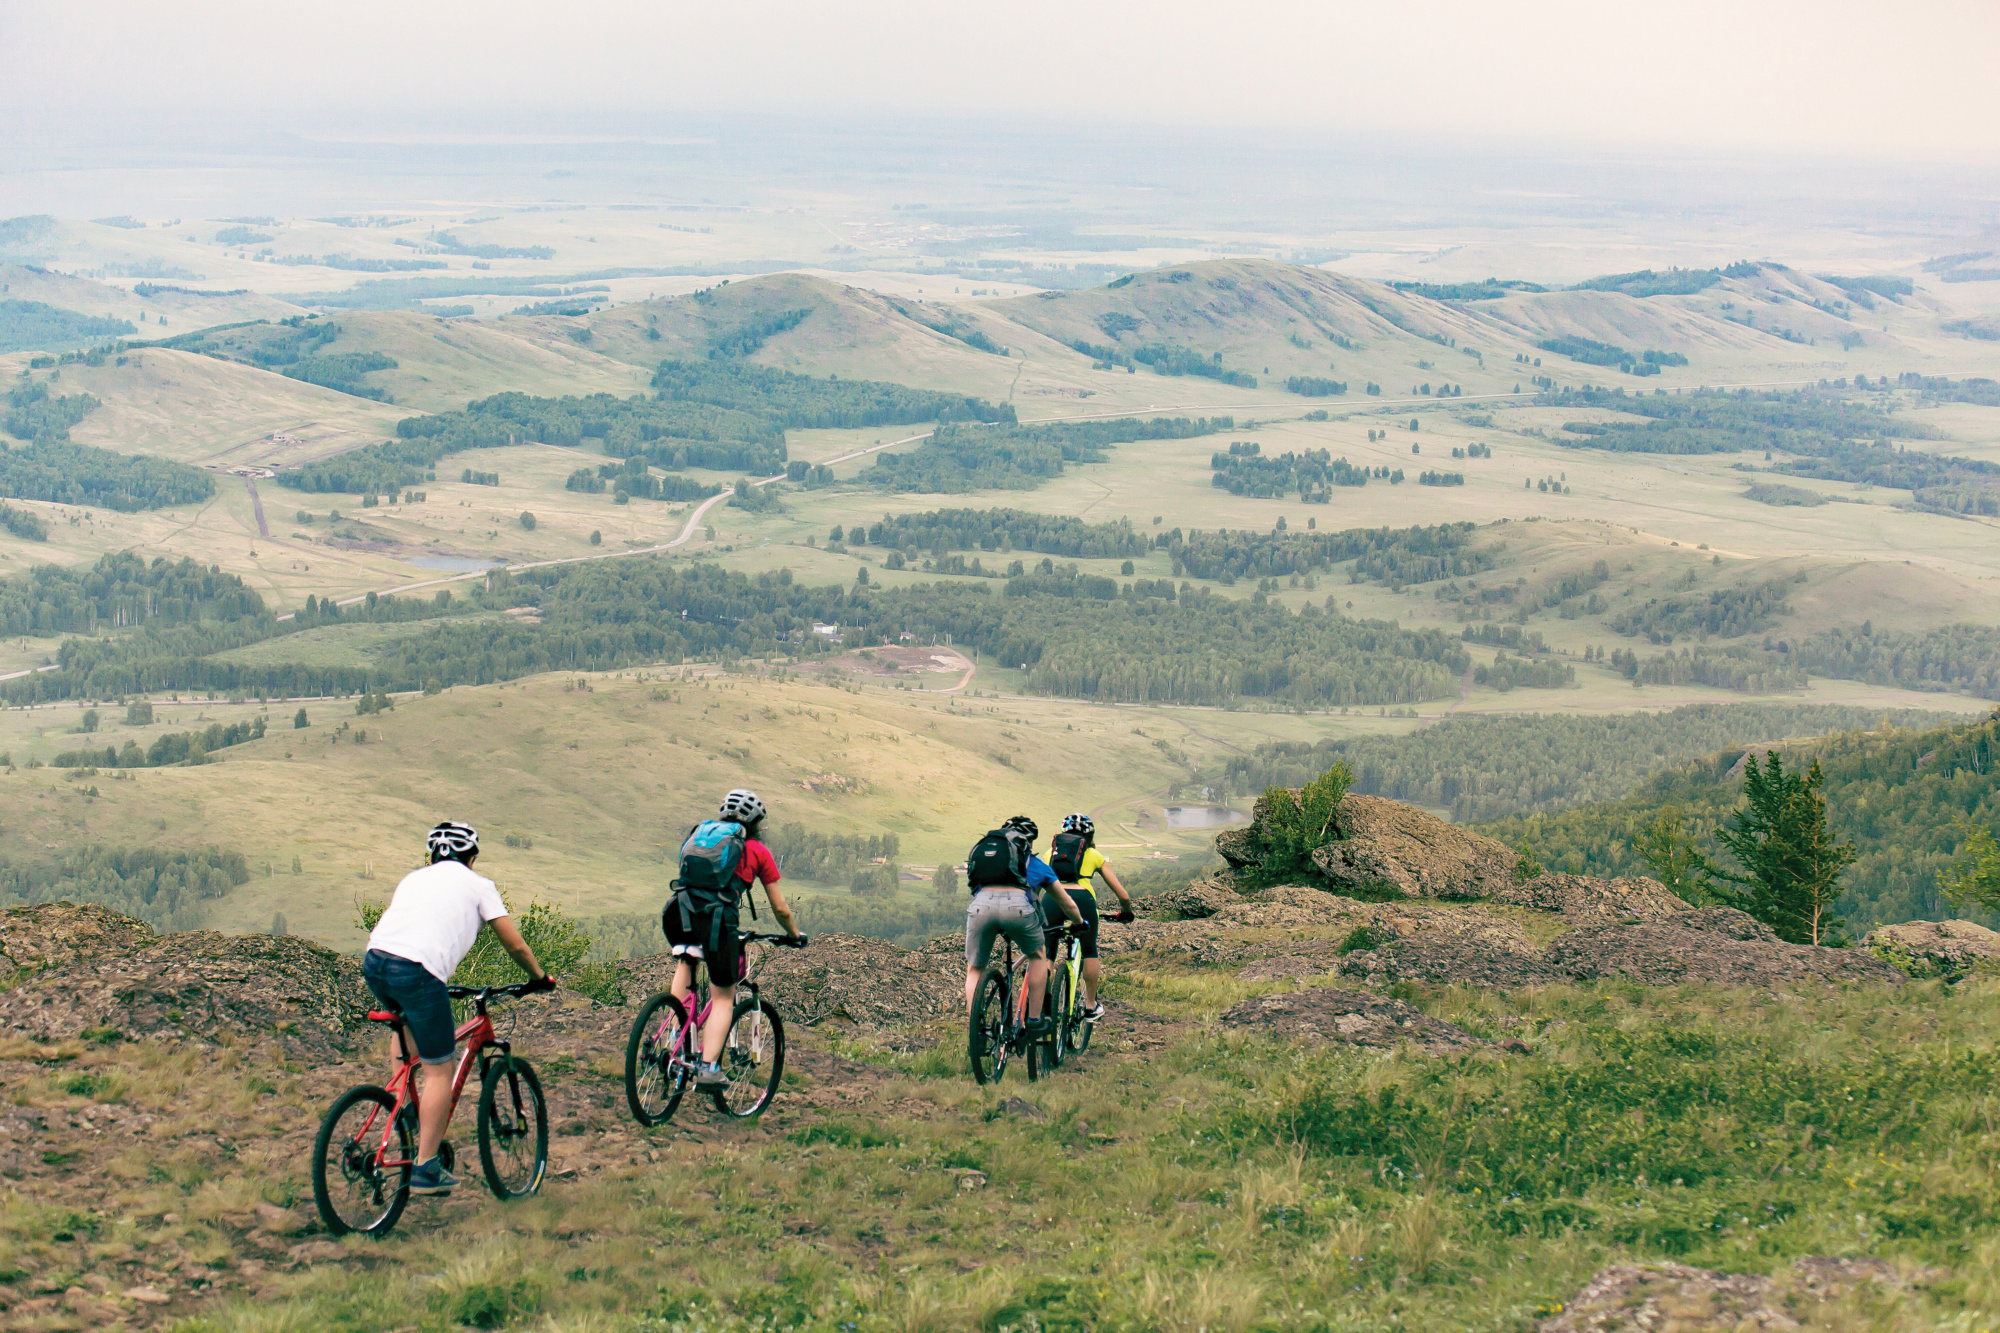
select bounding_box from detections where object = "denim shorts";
[362,950,458,1065]
[966,889,1046,969]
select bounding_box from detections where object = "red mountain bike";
[624,929,805,1125]
[311,979,549,1237]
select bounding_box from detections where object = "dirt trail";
[243,476,269,539]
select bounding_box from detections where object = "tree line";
[832,508,1150,560]
[864,417,1228,494]
[274,360,1019,498]
[1482,713,2000,934]
[2,385,215,511]
[1790,622,2000,698]
[1,556,1472,711]
[1192,703,1961,823]
[0,845,249,933]
[1167,521,1499,589]
[53,715,267,769]
[1210,443,1380,500]
[762,824,902,883]
[1607,577,1798,643]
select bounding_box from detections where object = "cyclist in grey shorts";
[962,815,1082,1033]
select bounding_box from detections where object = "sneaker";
[1082,1002,1106,1024]
[694,1061,728,1087]
[408,1155,456,1196]
[1024,1016,1053,1037]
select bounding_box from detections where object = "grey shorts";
[966,889,1046,969]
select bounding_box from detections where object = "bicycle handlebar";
[446,976,554,1002]
[739,931,809,947]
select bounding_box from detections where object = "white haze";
[3,0,1998,164]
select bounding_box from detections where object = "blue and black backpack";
[665,819,756,950]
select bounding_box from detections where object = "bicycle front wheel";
[713,996,786,1118]
[1044,962,1071,1070]
[311,1085,410,1237]
[625,991,691,1127]
[969,966,1010,1086]
[478,1056,548,1200]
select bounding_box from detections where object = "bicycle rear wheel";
[624,991,691,1126]
[1044,962,1071,1070]
[478,1056,548,1200]
[311,1085,410,1237]
[969,966,1010,1085]
[713,996,786,1118]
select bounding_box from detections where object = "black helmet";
[1002,814,1038,842]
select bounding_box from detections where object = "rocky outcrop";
[1540,1256,1934,1332]
[1310,795,1523,899]
[1487,872,1685,922]
[1548,908,1904,986]
[1218,987,1485,1056]
[1864,919,2000,977]
[618,932,963,1035]
[1132,879,1242,920]
[0,903,372,1058]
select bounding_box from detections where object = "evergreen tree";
[1713,754,1856,945]
[1635,805,1718,905]
[1940,819,2000,913]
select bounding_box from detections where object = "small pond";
[1163,806,1243,829]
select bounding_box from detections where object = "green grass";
[143,972,2000,1332]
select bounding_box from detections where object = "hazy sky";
[6,0,1998,163]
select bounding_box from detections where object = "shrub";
[124,700,153,726]
[1258,761,1354,871]
[519,511,536,530]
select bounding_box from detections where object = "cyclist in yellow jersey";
[1043,813,1136,1024]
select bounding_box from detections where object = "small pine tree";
[293,708,310,729]
[1713,753,1856,945]
[270,912,289,936]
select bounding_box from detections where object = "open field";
[0,664,1401,947]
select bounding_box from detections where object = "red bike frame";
[358,996,504,1171]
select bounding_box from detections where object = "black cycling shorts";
[664,903,744,985]
[1043,885,1099,960]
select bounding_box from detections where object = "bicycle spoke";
[312,1086,411,1237]
[479,1057,547,1199]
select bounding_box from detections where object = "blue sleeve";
[1027,857,1057,890]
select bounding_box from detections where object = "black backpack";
[965,827,1029,891]
[1049,831,1088,883]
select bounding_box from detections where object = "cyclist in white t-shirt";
[363,821,554,1197]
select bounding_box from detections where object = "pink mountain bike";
[623,929,806,1123]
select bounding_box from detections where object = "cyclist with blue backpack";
[1045,813,1137,1025]
[963,815,1083,1032]
[665,790,804,1087]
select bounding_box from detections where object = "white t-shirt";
[367,859,509,983]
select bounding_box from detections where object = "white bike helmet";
[719,789,767,825]
[426,820,480,862]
